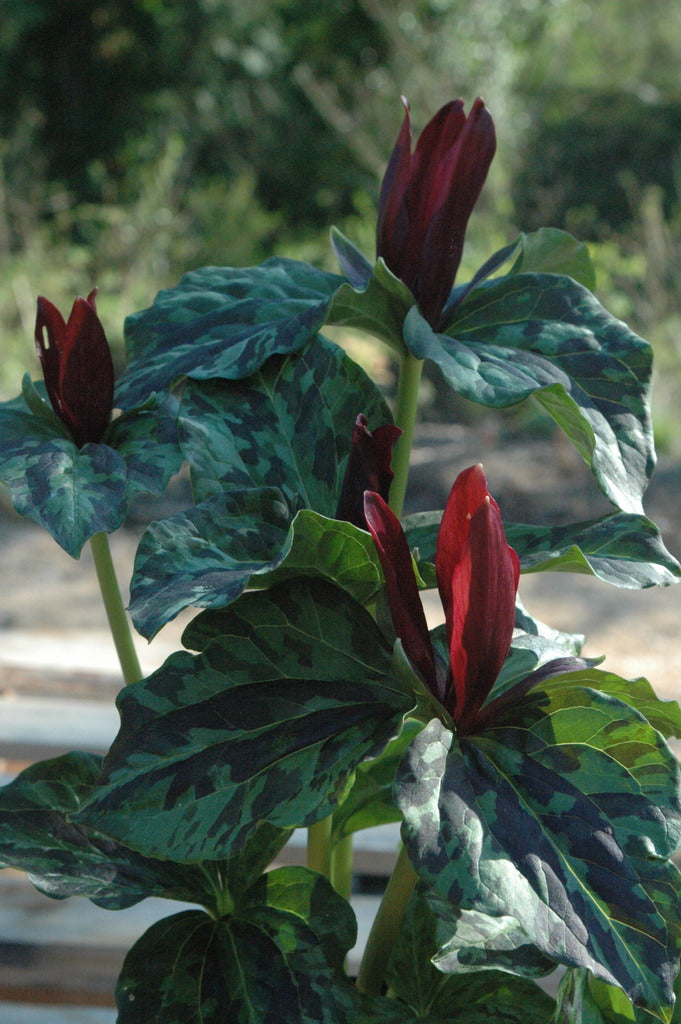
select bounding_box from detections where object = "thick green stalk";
[90,531,143,686]
[330,833,354,901]
[389,351,424,517]
[307,817,333,878]
[355,844,418,995]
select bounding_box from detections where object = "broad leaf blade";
[78,580,413,862]
[510,227,596,290]
[327,256,414,355]
[0,752,216,909]
[397,679,681,1019]
[129,488,293,639]
[178,333,393,509]
[0,385,182,557]
[404,510,680,590]
[116,869,359,1023]
[505,513,680,587]
[118,259,344,407]
[403,274,654,514]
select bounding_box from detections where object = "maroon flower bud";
[35,289,115,447]
[335,413,401,529]
[365,465,584,734]
[377,97,496,329]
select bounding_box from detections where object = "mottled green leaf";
[327,255,414,355]
[403,275,654,514]
[118,259,343,407]
[181,509,388,650]
[330,720,423,843]
[129,488,293,640]
[78,580,413,862]
[178,333,392,508]
[510,227,596,291]
[358,971,553,1023]
[104,391,183,502]
[532,668,681,743]
[404,509,679,590]
[0,383,182,557]
[397,675,681,1020]
[116,867,359,1024]
[0,752,219,910]
[505,513,680,587]
[556,968,645,1024]
[391,889,555,999]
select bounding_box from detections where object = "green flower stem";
[330,833,354,901]
[356,844,418,995]
[90,531,143,687]
[389,351,424,517]
[307,816,333,878]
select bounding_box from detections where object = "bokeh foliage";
[1,0,680,441]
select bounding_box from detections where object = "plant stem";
[307,817,333,878]
[356,844,418,995]
[330,833,354,901]
[389,351,424,517]
[90,531,143,686]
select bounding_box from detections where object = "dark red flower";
[377,97,496,329]
[365,465,583,734]
[35,289,115,448]
[335,414,402,529]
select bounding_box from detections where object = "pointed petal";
[34,296,67,417]
[418,98,496,325]
[59,297,115,446]
[376,97,413,282]
[435,464,490,629]
[411,99,467,225]
[336,414,402,528]
[447,497,519,725]
[364,491,437,688]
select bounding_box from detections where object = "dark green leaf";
[78,580,413,862]
[330,225,373,288]
[331,719,423,843]
[0,752,221,910]
[358,971,553,1023]
[116,867,359,1024]
[505,513,680,587]
[556,968,645,1024]
[510,227,597,291]
[182,509,388,651]
[532,667,681,743]
[0,384,182,557]
[327,256,414,355]
[118,259,344,407]
[103,391,183,503]
[178,333,393,508]
[403,274,654,514]
[389,889,555,1014]
[129,488,293,640]
[396,676,681,1020]
[404,509,680,590]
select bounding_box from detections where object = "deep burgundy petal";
[336,414,402,528]
[35,296,67,419]
[376,97,413,281]
[446,496,519,725]
[418,99,496,325]
[58,296,115,446]
[364,491,437,689]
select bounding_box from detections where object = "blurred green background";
[1,0,680,448]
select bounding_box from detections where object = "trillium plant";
[1,95,681,1023]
